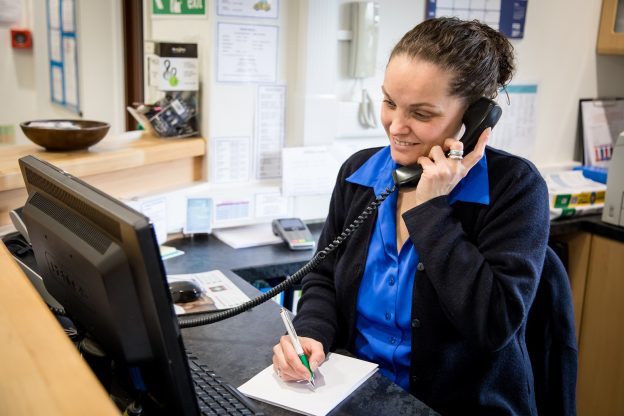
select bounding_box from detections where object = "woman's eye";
[383,99,396,108]
[411,112,431,120]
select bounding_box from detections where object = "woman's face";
[381,54,466,166]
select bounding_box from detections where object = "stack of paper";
[238,353,378,416]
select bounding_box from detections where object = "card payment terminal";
[271,218,315,251]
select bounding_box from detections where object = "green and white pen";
[280,307,316,388]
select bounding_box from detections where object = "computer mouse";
[169,280,203,304]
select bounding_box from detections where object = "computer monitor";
[19,155,200,415]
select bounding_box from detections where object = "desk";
[1,225,438,415]
[162,226,437,414]
[178,271,438,416]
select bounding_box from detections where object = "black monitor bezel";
[19,155,199,415]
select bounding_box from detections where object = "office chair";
[526,246,578,415]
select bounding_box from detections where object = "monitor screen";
[19,155,200,415]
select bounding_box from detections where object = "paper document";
[167,270,250,315]
[580,98,624,167]
[544,170,606,220]
[213,223,283,249]
[238,352,378,416]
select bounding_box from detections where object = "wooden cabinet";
[597,0,624,54]
[552,230,624,415]
[0,134,206,228]
[576,235,624,415]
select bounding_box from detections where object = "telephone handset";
[392,97,503,188]
[177,98,502,328]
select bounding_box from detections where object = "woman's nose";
[388,114,409,136]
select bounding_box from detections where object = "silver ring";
[449,154,463,160]
[448,149,464,157]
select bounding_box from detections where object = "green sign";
[152,0,206,16]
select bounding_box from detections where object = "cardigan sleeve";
[402,156,550,352]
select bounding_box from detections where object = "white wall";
[2,0,623,165]
[515,0,624,166]
[0,0,125,145]
[306,0,624,167]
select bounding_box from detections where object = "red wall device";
[11,28,33,49]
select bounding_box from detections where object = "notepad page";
[238,352,378,416]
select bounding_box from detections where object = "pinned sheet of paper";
[281,146,342,196]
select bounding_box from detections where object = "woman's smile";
[393,137,419,147]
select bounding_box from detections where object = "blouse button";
[388,277,395,286]
[385,312,391,321]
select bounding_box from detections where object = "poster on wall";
[46,0,80,114]
[490,84,538,159]
[216,22,278,83]
[152,0,207,17]
[426,0,528,39]
[255,85,286,179]
[216,0,279,19]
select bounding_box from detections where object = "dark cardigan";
[293,146,551,416]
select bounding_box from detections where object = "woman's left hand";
[407,127,491,207]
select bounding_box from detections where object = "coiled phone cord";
[178,184,397,328]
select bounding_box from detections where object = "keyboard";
[187,354,264,416]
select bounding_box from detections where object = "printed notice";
[580,99,624,167]
[46,0,80,113]
[217,0,279,19]
[255,192,288,218]
[216,23,278,83]
[282,146,341,196]
[256,85,286,179]
[211,136,252,183]
[491,84,538,159]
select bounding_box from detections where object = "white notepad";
[238,353,378,416]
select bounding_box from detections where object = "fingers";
[461,127,490,170]
[273,336,323,382]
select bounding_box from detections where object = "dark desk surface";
[162,214,624,415]
[171,270,438,416]
[164,222,326,281]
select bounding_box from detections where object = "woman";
[273,17,549,415]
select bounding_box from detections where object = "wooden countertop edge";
[0,136,206,192]
[0,242,120,415]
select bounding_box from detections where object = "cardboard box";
[146,41,198,92]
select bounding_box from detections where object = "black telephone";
[392,97,502,188]
[178,97,503,328]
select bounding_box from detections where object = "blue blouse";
[346,146,490,390]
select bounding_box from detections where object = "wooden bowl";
[20,119,110,151]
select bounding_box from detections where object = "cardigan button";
[417,262,425,271]
[411,375,419,383]
[411,318,421,328]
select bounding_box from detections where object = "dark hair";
[389,17,515,104]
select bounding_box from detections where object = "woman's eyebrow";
[381,86,443,113]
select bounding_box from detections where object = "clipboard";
[579,97,624,167]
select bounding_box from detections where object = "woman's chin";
[390,146,420,167]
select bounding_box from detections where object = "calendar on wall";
[426,0,528,39]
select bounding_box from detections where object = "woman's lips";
[393,137,418,146]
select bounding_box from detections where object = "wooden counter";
[0,133,206,227]
[0,242,120,415]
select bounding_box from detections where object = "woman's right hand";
[272,335,325,382]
